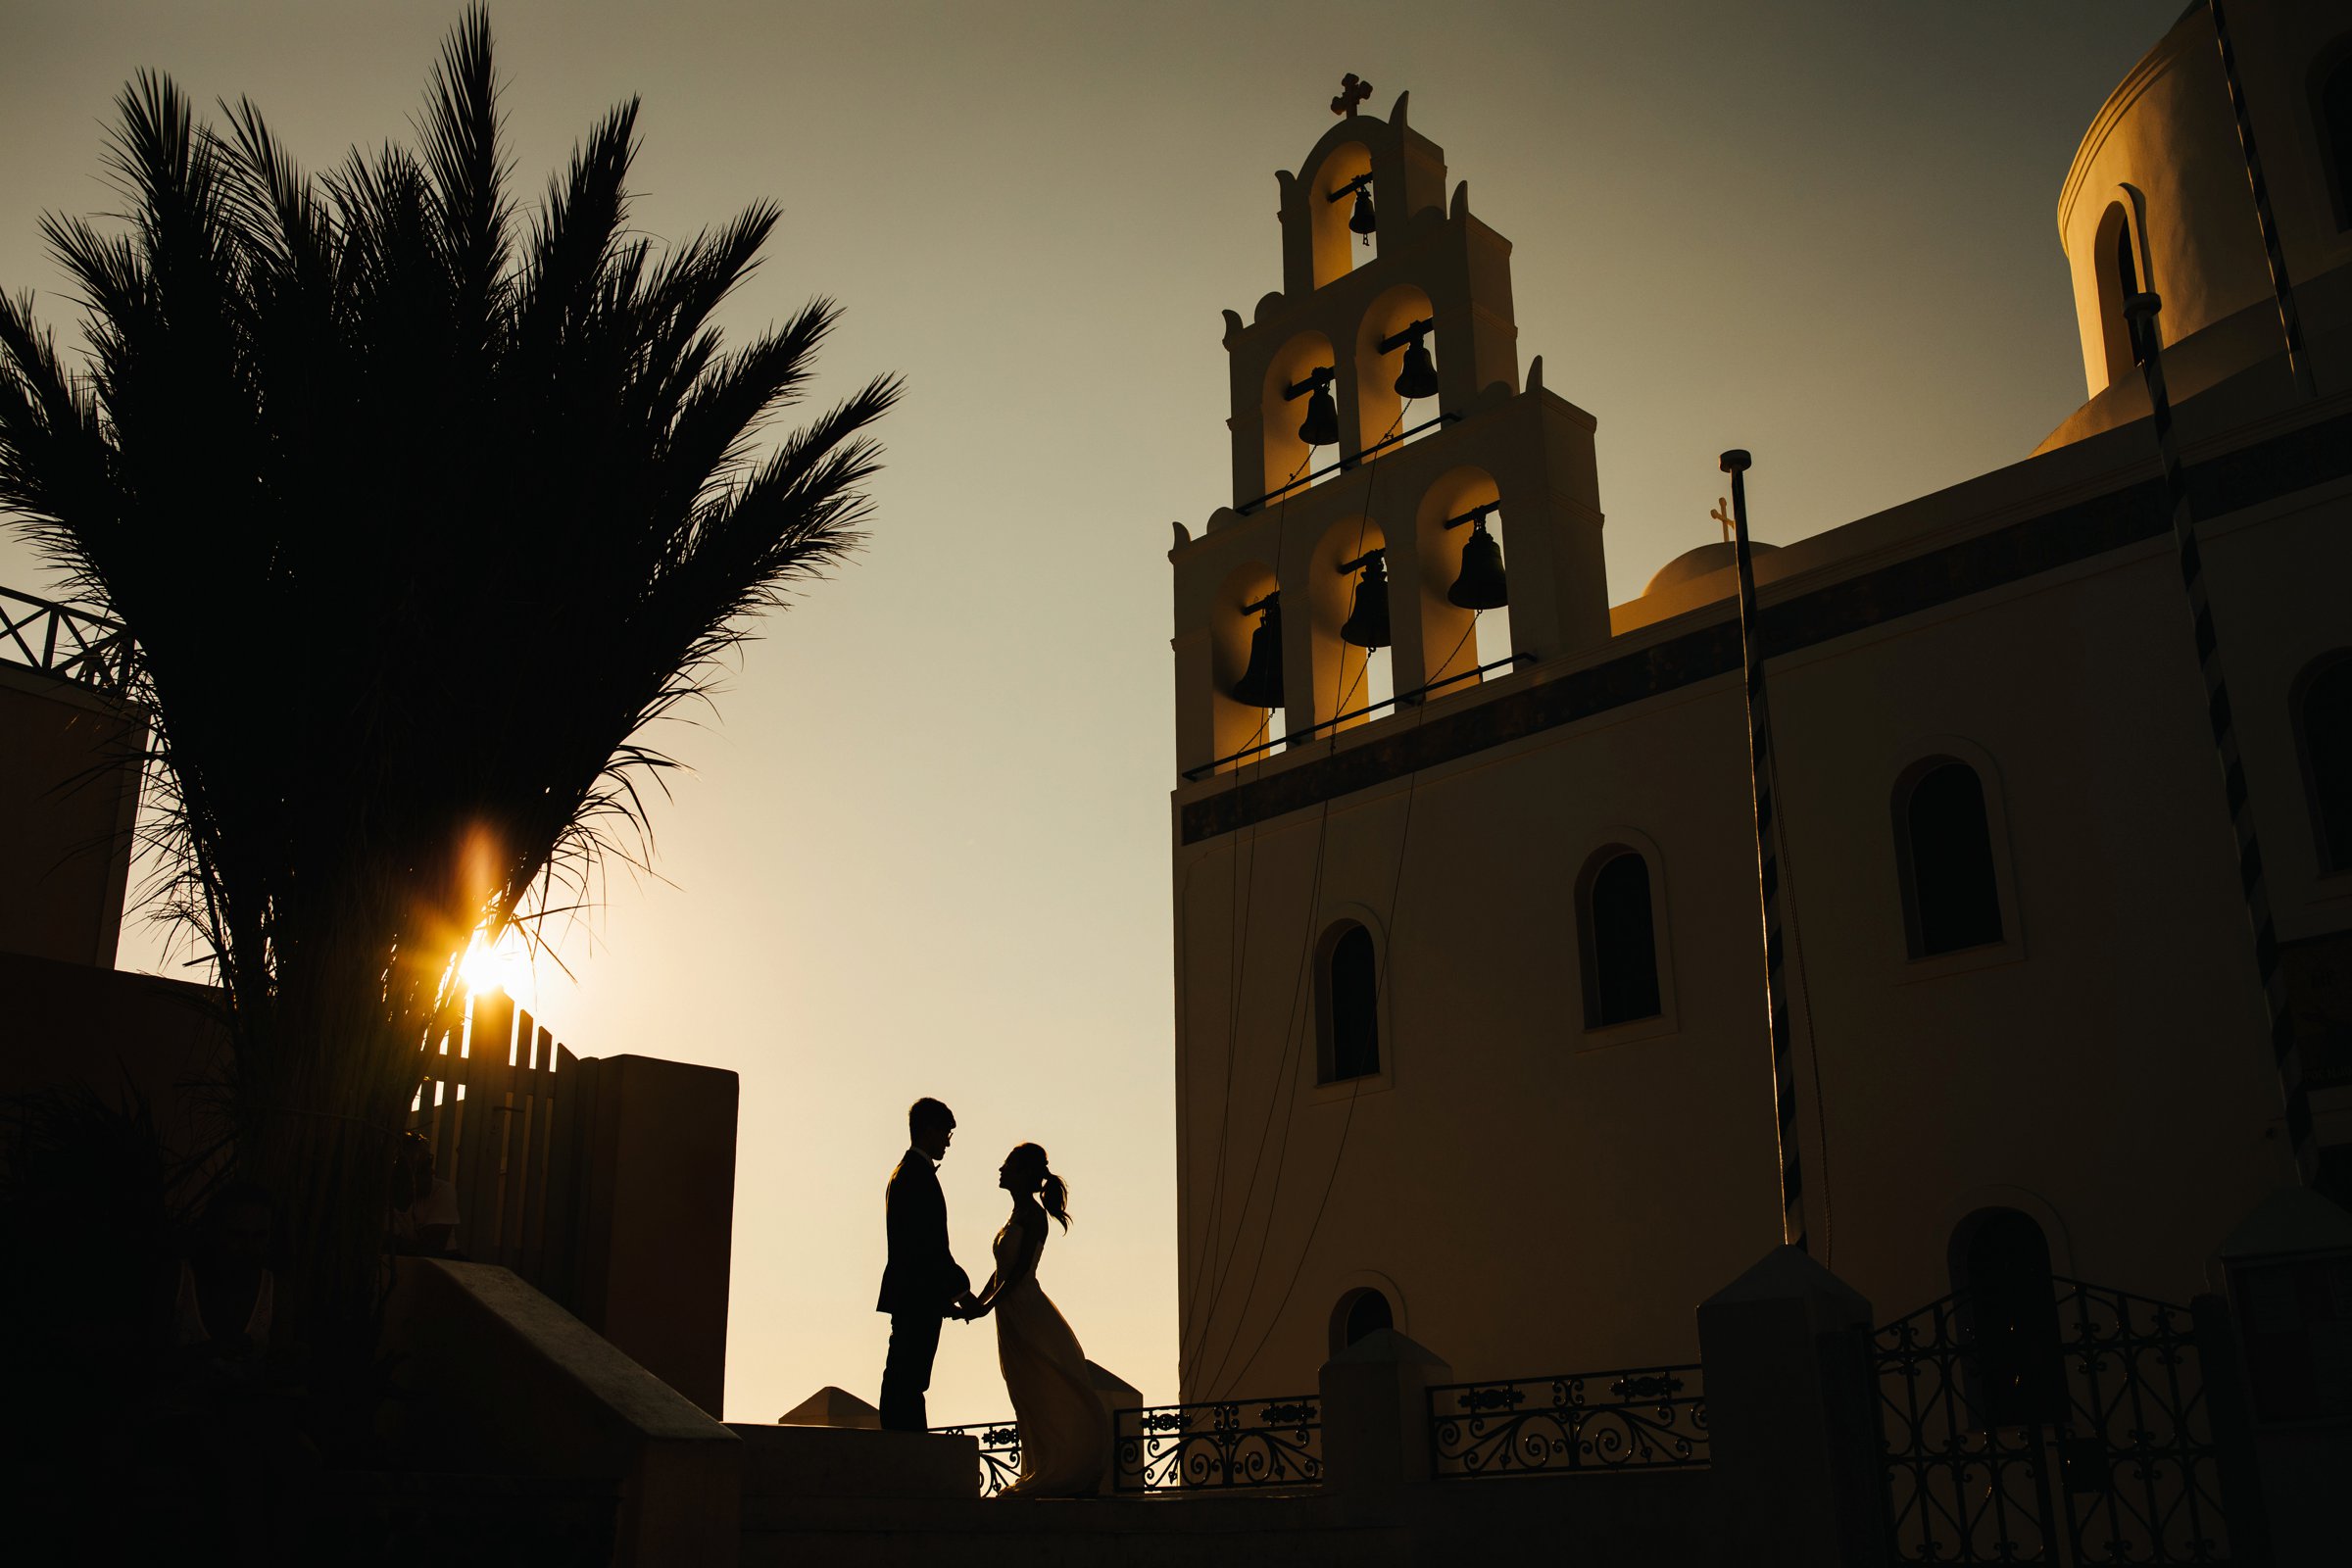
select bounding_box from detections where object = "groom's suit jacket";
[877,1152,970,1317]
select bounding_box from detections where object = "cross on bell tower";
[1167,91,1612,776]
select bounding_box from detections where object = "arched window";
[1579,849,1662,1029]
[2114,214,2147,366]
[1948,1209,2065,1429]
[2297,652,2352,872]
[2092,201,2146,387]
[1330,1287,1394,1354]
[2319,47,2352,229]
[1897,760,2005,958]
[1317,921,1380,1082]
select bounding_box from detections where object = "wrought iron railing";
[1235,413,1461,514]
[1180,653,1535,780]
[1427,1364,1709,1479]
[0,586,134,695]
[1112,1396,1323,1493]
[1875,1277,2231,1565]
[929,1420,1023,1497]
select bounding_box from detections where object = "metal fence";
[1427,1364,1710,1479]
[1113,1396,1323,1493]
[938,1396,1324,1496]
[929,1422,1023,1497]
[0,586,134,695]
[1876,1278,2232,1565]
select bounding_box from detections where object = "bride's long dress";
[992,1212,1109,1497]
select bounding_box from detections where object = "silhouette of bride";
[964,1143,1108,1496]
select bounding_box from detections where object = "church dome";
[2045,0,2351,445]
[1642,539,1778,598]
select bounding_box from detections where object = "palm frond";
[0,12,895,1349]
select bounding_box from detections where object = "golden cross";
[1710,498,1735,544]
[1331,74,1373,118]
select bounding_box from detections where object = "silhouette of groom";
[877,1097,974,1432]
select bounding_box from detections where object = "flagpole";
[2123,292,2314,1186]
[1722,449,1808,1252]
[2207,0,2313,396]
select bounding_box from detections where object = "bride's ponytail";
[1039,1169,1071,1231]
[1008,1142,1072,1230]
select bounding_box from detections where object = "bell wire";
[1180,436,1328,1373]
[1200,393,1430,1395]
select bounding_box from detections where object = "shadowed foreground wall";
[383,1258,741,1567]
[560,1054,741,1417]
[0,662,143,969]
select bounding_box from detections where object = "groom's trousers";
[880,1311,943,1432]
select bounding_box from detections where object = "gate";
[1875,1277,2232,1564]
[410,988,581,1288]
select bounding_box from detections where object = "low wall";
[0,662,144,969]
[557,1054,739,1417]
[383,1258,741,1567]
[737,1469,1717,1568]
[0,950,226,1159]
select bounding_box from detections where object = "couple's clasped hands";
[950,1291,991,1323]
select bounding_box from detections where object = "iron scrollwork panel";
[1877,1294,2059,1564]
[930,1423,1022,1497]
[1875,1283,2232,1566]
[1427,1365,1710,1478]
[2047,1279,2229,1566]
[1112,1397,1323,1492]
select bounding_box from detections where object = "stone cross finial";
[1331,74,1373,118]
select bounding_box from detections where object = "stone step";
[740,1493,1403,1568]
[739,1468,1719,1567]
[727,1422,978,1501]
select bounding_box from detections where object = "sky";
[0,0,2189,1423]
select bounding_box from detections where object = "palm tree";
[0,9,897,1352]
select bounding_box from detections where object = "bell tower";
[1169,87,1611,777]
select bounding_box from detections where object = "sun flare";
[457,928,536,1006]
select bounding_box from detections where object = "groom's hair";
[908,1098,955,1138]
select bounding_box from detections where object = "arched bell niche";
[1411,466,1512,694]
[1306,140,1375,289]
[1306,514,1393,737]
[1261,330,1337,508]
[1211,559,1283,770]
[1354,281,1439,457]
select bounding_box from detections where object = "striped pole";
[1722,449,1807,1253]
[2125,291,2315,1186]
[2208,0,2314,397]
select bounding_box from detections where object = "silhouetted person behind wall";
[877,1098,974,1431]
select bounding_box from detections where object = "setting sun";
[457,927,536,1007]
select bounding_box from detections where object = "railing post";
[1696,1246,1884,1568]
[2191,1293,2275,1566]
[1317,1329,1448,1512]
[2217,1185,2352,1566]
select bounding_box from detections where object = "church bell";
[1348,185,1377,242]
[1447,521,1509,611]
[1230,599,1285,710]
[1340,554,1393,649]
[1394,336,1439,401]
[1297,381,1340,448]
